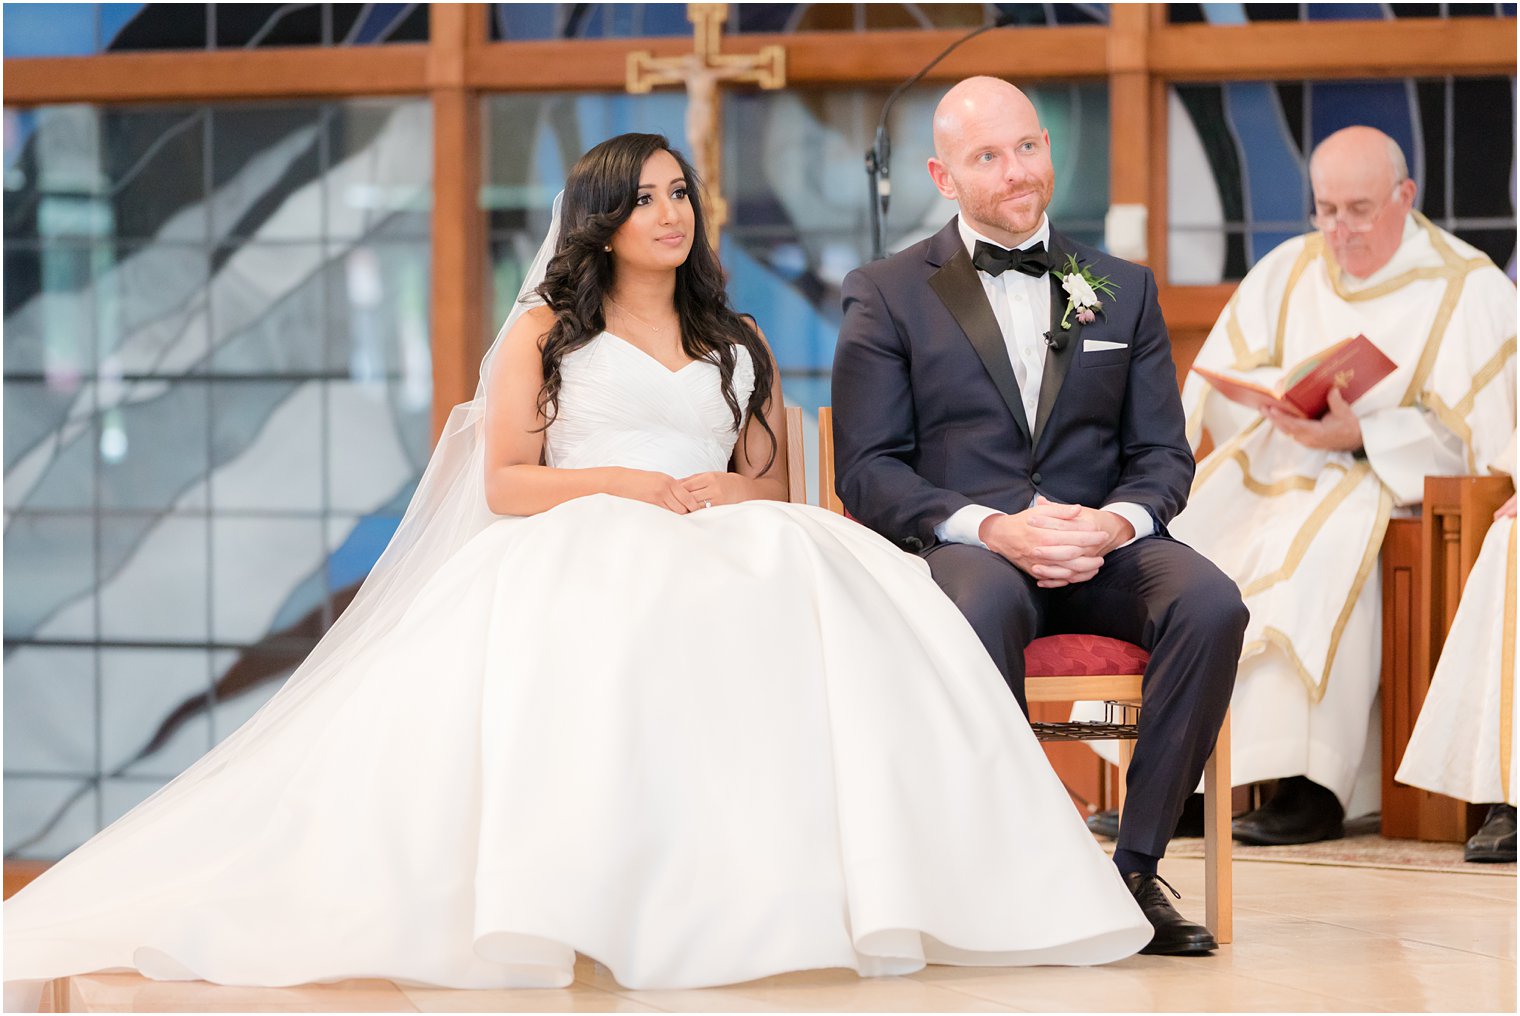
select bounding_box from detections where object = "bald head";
[1308,125,1417,279]
[932,76,1040,162]
[926,77,1054,247]
[1309,126,1408,189]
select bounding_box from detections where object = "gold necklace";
[606,296,676,335]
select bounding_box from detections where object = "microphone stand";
[864,16,1013,261]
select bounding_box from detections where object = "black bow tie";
[972,240,1051,279]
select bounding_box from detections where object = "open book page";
[1189,366,1308,418]
[1191,334,1396,420]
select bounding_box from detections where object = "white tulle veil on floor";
[62,194,566,847]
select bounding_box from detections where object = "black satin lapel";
[929,247,1032,443]
[1034,237,1084,447]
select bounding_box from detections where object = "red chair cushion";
[1024,634,1149,677]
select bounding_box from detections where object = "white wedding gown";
[5,332,1149,1004]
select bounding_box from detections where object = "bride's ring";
[704,500,713,510]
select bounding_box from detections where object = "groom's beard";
[959,182,1053,243]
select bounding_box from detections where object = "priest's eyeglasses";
[1312,181,1405,235]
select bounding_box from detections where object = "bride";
[4,133,1149,1005]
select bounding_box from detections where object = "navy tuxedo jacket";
[832,217,1195,552]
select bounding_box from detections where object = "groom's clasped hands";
[977,496,1135,588]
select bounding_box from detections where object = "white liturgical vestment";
[1082,214,1515,807]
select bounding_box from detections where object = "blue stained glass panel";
[1305,3,1384,19]
[494,4,562,40]
[491,2,1105,39]
[98,4,148,47]
[4,3,426,54]
[3,4,98,58]
[3,97,432,857]
[1176,3,1515,21]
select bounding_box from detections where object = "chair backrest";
[784,405,807,504]
[817,406,845,515]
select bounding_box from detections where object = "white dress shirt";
[933,216,1154,550]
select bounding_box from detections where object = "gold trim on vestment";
[1323,264,1476,302]
[1243,629,1327,702]
[1501,521,1515,805]
[1394,218,1494,409]
[1193,416,1267,493]
[1223,292,1276,372]
[1242,628,1299,671]
[1320,213,1488,303]
[1318,486,1395,702]
[1397,270,1466,407]
[1454,338,1518,419]
[1224,292,1248,362]
[1424,336,1518,471]
[1230,451,1346,498]
[1423,394,1475,471]
[1241,485,1385,705]
[1240,461,1373,598]
[1185,397,1207,449]
[1273,238,1320,365]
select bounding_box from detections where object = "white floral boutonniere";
[1052,253,1118,329]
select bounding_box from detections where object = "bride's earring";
[603,245,612,252]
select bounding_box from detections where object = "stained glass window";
[2,4,427,57]
[489,2,1108,41]
[1167,3,1515,24]
[3,98,433,858]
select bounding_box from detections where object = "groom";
[832,77,1246,955]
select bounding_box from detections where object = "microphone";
[1044,330,1067,352]
[865,14,1016,261]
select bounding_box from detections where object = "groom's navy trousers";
[831,216,1246,860]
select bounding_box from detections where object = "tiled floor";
[34,855,1518,1012]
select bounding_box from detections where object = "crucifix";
[626,3,786,245]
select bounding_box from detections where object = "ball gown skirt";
[4,335,1150,1004]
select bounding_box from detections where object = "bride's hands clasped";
[615,469,750,513]
[618,469,706,514]
[679,471,748,510]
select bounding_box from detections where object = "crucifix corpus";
[626,3,786,245]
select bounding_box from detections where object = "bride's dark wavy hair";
[534,132,777,471]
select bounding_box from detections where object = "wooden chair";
[817,406,1232,943]
[1381,472,1515,842]
[783,406,807,504]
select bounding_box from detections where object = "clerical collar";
[958,214,1051,261]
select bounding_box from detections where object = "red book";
[1191,334,1397,420]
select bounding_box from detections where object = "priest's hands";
[979,497,1135,588]
[1263,388,1363,451]
[1496,494,1516,520]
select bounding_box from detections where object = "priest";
[1125,126,1514,845]
[1396,432,1516,863]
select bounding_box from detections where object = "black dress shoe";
[1123,872,1217,955]
[1232,776,1344,846]
[1088,795,1206,841]
[1465,804,1517,863]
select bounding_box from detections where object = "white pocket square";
[1083,339,1127,352]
